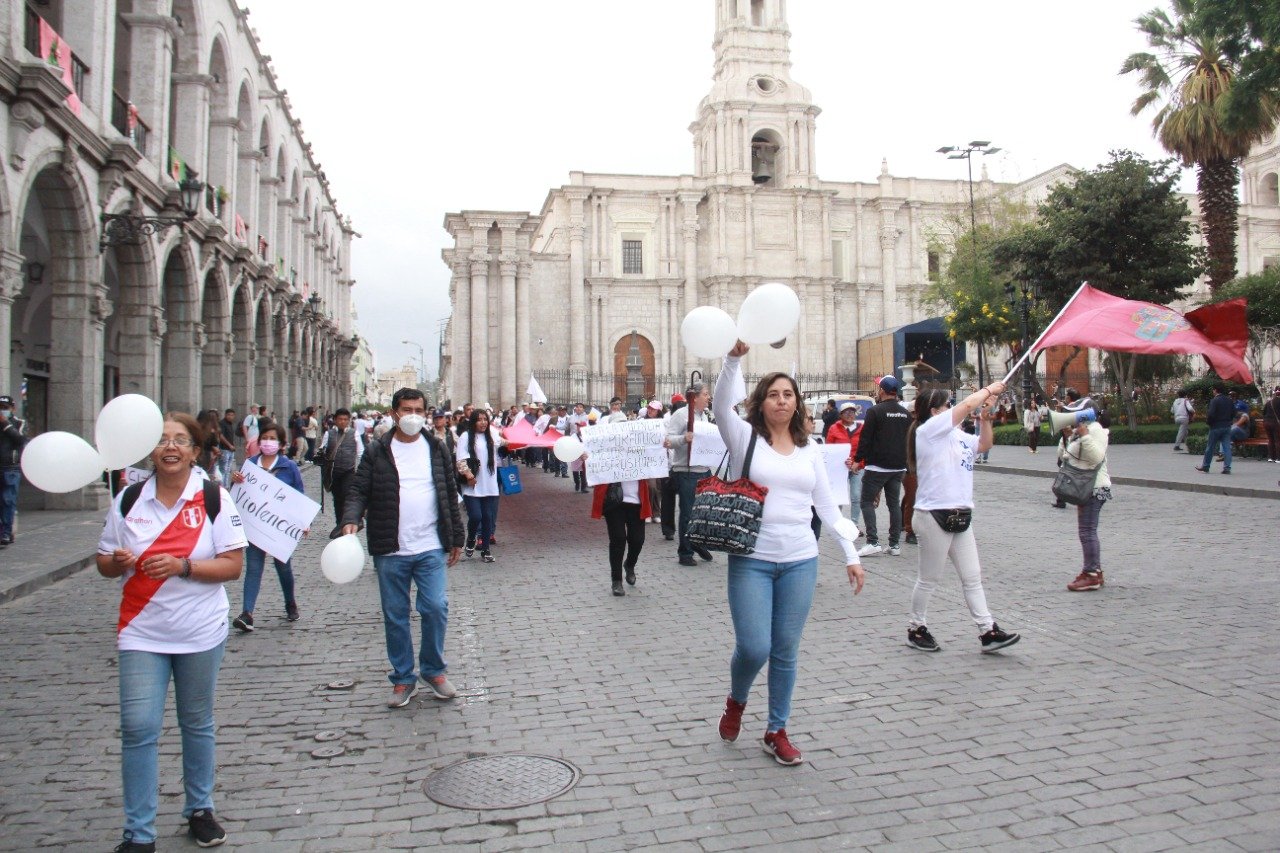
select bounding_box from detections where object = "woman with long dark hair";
[456,409,502,563]
[904,385,1020,654]
[712,341,863,766]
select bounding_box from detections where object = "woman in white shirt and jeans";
[456,409,503,563]
[713,341,864,766]
[907,384,1021,655]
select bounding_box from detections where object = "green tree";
[993,151,1204,427]
[1204,265,1280,399]
[1122,0,1279,290]
[1198,0,1280,134]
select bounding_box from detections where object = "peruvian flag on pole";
[1007,283,1253,383]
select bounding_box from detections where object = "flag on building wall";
[37,18,82,116]
[168,147,188,182]
[1034,284,1252,382]
[233,213,248,243]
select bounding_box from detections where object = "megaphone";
[1048,407,1096,433]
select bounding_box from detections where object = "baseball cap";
[877,375,902,393]
[0,396,12,406]
[838,401,858,413]
[670,393,685,404]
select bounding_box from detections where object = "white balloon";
[95,394,165,470]
[321,534,365,584]
[833,518,860,542]
[680,306,740,359]
[736,283,801,345]
[20,432,104,493]
[553,435,584,463]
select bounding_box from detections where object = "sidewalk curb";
[980,464,1280,501]
[0,554,95,605]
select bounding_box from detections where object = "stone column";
[588,288,599,376]
[744,189,756,276]
[202,331,232,410]
[120,11,176,172]
[515,261,531,400]
[207,118,240,227]
[880,205,900,330]
[115,300,163,399]
[168,73,211,168]
[48,287,109,509]
[566,189,589,374]
[237,149,262,243]
[164,319,204,414]
[451,260,471,407]
[679,191,701,322]
[0,250,22,395]
[469,257,489,407]
[499,258,517,406]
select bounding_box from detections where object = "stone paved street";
[1,462,1277,852]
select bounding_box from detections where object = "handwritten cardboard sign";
[582,419,669,486]
[228,460,321,563]
[688,422,729,471]
[822,443,852,505]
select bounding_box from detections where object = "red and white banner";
[38,18,83,116]
[500,418,563,449]
[1032,284,1252,382]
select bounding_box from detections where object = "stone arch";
[158,241,200,411]
[14,154,98,445]
[200,264,231,409]
[611,330,657,405]
[205,37,232,223]
[750,127,784,187]
[229,276,254,415]
[1262,172,1279,206]
[233,79,254,241]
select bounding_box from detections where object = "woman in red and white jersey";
[96,412,246,853]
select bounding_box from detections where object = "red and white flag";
[1033,284,1252,382]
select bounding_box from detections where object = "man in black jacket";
[0,395,25,546]
[1196,384,1237,474]
[341,388,465,708]
[853,376,911,557]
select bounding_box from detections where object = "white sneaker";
[857,543,884,557]
[887,545,902,556]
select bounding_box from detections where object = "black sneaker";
[678,555,697,567]
[231,612,254,633]
[286,604,300,622]
[611,582,625,596]
[114,834,156,853]
[481,551,495,563]
[624,566,636,586]
[905,532,918,545]
[980,623,1021,654]
[464,545,475,558]
[907,626,941,652]
[693,545,714,562]
[187,809,226,847]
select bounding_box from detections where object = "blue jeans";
[1202,426,1233,470]
[726,555,818,731]
[0,467,19,538]
[673,470,711,558]
[242,543,296,614]
[1077,495,1105,573]
[118,642,225,844]
[217,449,234,484]
[846,468,864,523]
[373,550,449,685]
[463,495,499,550]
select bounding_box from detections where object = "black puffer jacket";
[341,429,465,556]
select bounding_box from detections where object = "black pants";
[1027,428,1039,452]
[603,502,645,583]
[331,469,353,529]
[860,469,904,547]
[658,476,676,536]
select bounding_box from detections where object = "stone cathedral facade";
[441,0,1280,408]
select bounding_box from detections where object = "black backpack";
[120,478,222,522]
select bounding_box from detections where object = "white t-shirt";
[712,356,858,565]
[97,471,248,653]
[354,417,370,439]
[913,411,979,511]
[390,436,442,555]
[456,431,500,498]
[244,413,260,441]
[621,480,640,504]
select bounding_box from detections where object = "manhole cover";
[424,754,581,809]
[310,745,346,759]
[314,730,344,742]
[325,679,356,691]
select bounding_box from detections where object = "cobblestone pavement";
[1,464,1277,852]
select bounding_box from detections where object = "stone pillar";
[48,287,109,509]
[207,118,240,227]
[115,300,163,399]
[566,189,589,374]
[452,260,471,407]
[168,74,211,171]
[202,331,232,410]
[164,319,204,414]
[679,191,701,324]
[744,189,756,275]
[256,345,274,424]
[880,214,899,330]
[469,258,489,407]
[236,148,262,243]
[120,11,176,172]
[0,250,22,395]
[499,259,517,407]
[515,261,531,401]
[588,289,599,376]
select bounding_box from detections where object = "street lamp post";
[402,339,427,391]
[937,140,1000,386]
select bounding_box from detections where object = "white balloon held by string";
[96,394,165,470]
[680,306,740,359]
[21,432,104,493]
[552,435,585,463]
[736,282,801,345]
[321,534,365,584]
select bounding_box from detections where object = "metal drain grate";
[424,754,581,809]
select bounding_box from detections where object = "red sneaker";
[762,729,803,765]
[1067,571,1104,592]
[718,697,745,742]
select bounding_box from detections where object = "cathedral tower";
[691,0,820,188]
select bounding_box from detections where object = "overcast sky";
[247,0,1180,378]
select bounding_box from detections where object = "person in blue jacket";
[231,420,306,630]
[1196,384,1237,475]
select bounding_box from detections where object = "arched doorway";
[159,245,199,412]
[200,267,230,409]
[612,331,656,406]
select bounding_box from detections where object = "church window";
[927,250,941,281]
[751,131,781,186]
[622,239,644,274]
[1262,172,1279,206]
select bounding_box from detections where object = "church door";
[612,332,656,407]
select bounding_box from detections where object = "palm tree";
[1122,0,1278,291]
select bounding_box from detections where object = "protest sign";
[582,419,669,486]
[822,443,851,505]
[122,466,151,486]
[228,460,321,562]
[688,421,728,470]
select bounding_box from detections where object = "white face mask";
[397,413,426,435]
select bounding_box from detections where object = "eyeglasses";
[156,437,194,448]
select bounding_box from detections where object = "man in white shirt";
[664,385,714,566]
[341,388,465,709]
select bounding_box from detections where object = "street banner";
[229,460,321,563]
[501,418,563,449]
[583,419,668,486]
[822,443,852,506]
[688,422,728,470]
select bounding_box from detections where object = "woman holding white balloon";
[456,409,504,563]
[95,412,247,852]
[713,340,864,767]
[230,420,305,631]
